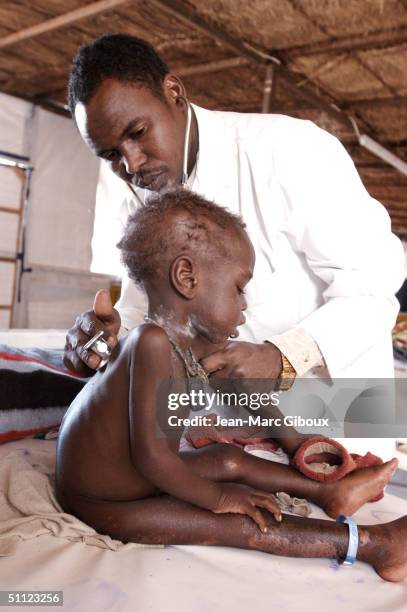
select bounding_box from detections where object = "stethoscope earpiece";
[181,100,192,187]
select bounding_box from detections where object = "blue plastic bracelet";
[336,515,358,565]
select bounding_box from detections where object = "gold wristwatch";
[275,353,296,391]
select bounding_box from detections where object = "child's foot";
[322,458,398,518]
[369,516,407,582]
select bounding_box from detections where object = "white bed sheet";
[0,438,407,612]
[1,330,407,610]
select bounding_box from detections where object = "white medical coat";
[115,105,405,378]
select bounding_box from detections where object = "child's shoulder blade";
[127,323,171,369]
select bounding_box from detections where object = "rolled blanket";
[0,345,86,444]
[293,436,384,501]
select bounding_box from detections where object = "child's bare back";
[56,326,180,509]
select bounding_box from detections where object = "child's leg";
[179,444,398,518]
[68,492,407,582]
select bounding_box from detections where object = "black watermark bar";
[155,377,407,439]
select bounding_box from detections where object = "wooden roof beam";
[147,1,407,177]
[343,96,407,110]
[285,25,407,58]
[389,206,407,212]
[367,191,407,204]
[0,0,132,49]
[360,176,407,189]
[149,0,347,126]
[388,206,407,212]
[174,57,251,77]
[390,216,407,222]
[34,98,70,118]
[30,56,252,100]
[0,0,370,132]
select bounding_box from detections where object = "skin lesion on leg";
[62,489,407,582]
[60,444,406,582]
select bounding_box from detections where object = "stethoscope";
[181,97,192,187]
[85,98,193,366]
[127,96,192,204]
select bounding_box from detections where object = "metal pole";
[261,64,275,113]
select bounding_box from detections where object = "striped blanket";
[0,345,86,444]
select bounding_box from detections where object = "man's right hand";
[63,289,121,376]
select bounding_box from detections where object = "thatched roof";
[1,0,407,236]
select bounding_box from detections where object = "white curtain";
[91,160,127,276]
[27,107,100,271]
[0,91,32,156]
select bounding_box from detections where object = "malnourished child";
[56,189,406,581]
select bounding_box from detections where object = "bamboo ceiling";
[0,0,407,236]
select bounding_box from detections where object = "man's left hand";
[200,341,283,379]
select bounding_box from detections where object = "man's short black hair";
[117,189,247,289]
[68,33,169,116]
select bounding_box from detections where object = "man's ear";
[170,255,197,299]
[163,74,187,108]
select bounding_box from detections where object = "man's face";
[75,77,186,192]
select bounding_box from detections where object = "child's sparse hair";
[117,189,247,288]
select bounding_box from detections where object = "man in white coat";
[64,34,404,396]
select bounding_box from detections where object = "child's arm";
[128,324,281,531]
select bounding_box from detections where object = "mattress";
[1,330,406,610]
[1,438,407,612]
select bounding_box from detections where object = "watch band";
[264,342,296,391]
[276,353,296,391]
[336,515,359,565]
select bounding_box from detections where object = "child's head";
[117,189,255,343]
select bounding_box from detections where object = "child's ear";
[170,256,197,299]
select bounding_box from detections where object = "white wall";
[0,91,32,156]
[402,241,407,278]
[0,92,32,328]
[0,92,114,329]
[27,107,100,271]
[19,265,115,329]
[91,160,127,276]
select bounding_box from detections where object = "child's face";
[191,231,255,344]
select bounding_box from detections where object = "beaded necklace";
[144,316,209,384]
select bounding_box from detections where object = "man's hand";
[200,341,283,379]
[63,289,121,375]
[213,483,282,532]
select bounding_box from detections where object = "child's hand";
[212,483,282,532]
